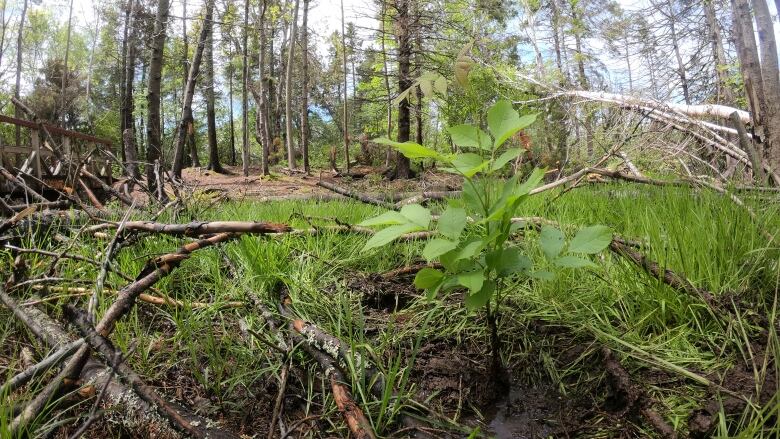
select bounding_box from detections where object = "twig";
[65,306,241,439]
[90,201,136,322]
[0,338,84,397]
[316,180,396,209]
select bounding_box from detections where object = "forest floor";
[2,171,779,438]
[177,165,461,201]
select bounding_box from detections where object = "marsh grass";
[0,183,778,437]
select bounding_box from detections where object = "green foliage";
[360,101,612,312]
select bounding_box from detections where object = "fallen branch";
[66,306,241,439]
[280,294,377,439]
[0,338,84,397]
[106,220,291,236]
[317,180,396,209]
[609,239,722,314]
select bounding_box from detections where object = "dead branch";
[106,220,292,236]
[317,180,396,209]
[609,240,722,314]
[66,306,241,439]
[0,338,84,397]
[601,347,677,439]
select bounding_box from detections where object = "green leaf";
[392,88,411,107]
[414,268,444,289]
[448,125,491,150]
[453,237,483,261]
[553,255,596,268]
[449,153,489,177]
[457,270,485,293]
[491,148,523,171]
[423,238,458,261]
[400,204,431,228]
[515,167,546,196]
[437,207,467,240]
[434,76,448,95]
[362,223,421,251]
[462,180,485,215]
[529,270,555,280]
[465,279,495,310]
[358,211,408,227]
[372,138,440,159]
[497,247,533,276]
[568,225,614,254]
[539,225,565,260]
[487,100,537,149]
[419,78,433,97]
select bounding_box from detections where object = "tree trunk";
[285,0,301,169]
[204,9,223,173]
[732,0,767,148]
[666,0,691,105]
[751,0,780,170]
[60,0,74,127]
[228,61,236,166]
[146,0,171,196]
[394,0,412,178]
[171,0,214,178]
[380,0,393,166]
[341,0,350,173]
[705,0,733,104]
[241,0,250,176]
[14,0,27,150]
[123,0,140,179]
[300,0,310,173]
[256,0,271,175]
[86,5,101,118]
[571,2,593,158]
[550,0,564,76]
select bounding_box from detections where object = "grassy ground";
[1,182,779,437]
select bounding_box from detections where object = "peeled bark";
[146,0,171,197]
[171,0,214,178]
[557,90,751,124]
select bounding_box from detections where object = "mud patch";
[349,273,421,313]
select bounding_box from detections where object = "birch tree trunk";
[123,0,140,179]
[61,0,73,127]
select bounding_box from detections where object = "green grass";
[1,183,779,437]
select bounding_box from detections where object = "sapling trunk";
[486,301,510,392]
